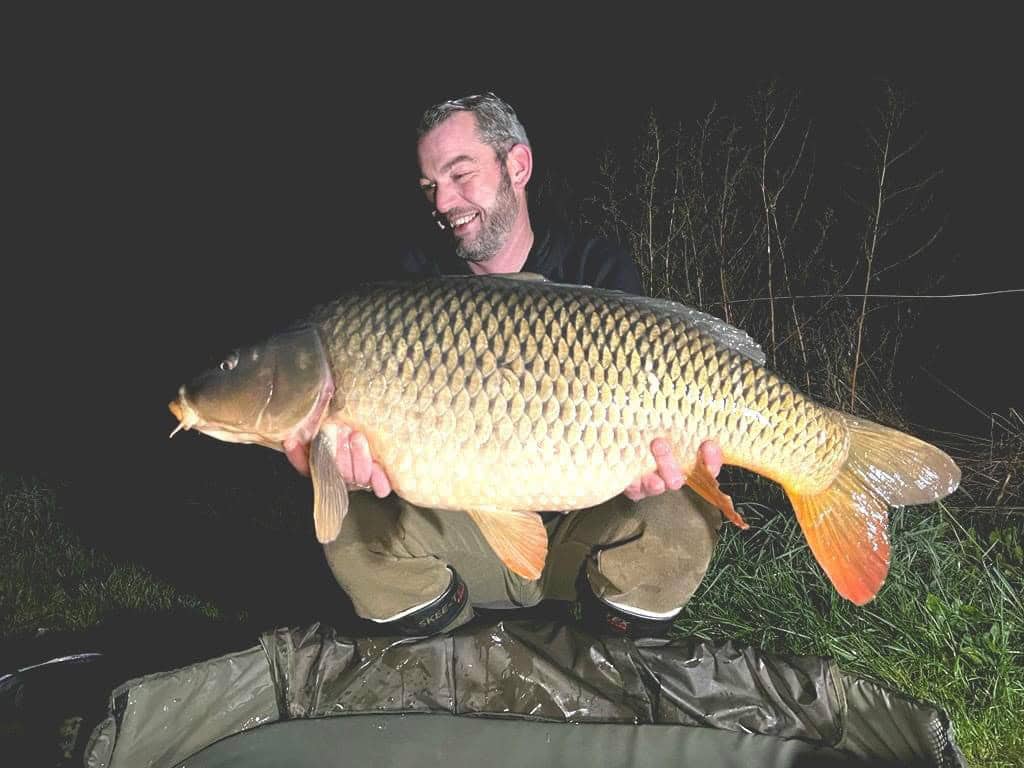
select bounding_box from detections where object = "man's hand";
[623,438,722,501]
[283,427,392,498]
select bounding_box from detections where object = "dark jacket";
[394,211,642,295]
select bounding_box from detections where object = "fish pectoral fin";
[686,457,748,529]
[309,431,349,543]
[465,508,548,581]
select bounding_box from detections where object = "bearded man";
[286,92,723,638]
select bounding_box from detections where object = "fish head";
[168,325,334,449]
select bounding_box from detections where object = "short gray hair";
[417,92,530,160]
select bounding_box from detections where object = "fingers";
[369,464,392,498]
[699,439,724,478]
[623,480,644,501]
[642,471,667,496]
[337,427,391,497]
[334,424,356,484]
[624,470,668,501]
[334,425,371,487]
[650,437,684,490]
[349,431,374,488]
[624,438,677,500]
[625,438,712,501]
[282,438,310,476]
[285,428,391,498]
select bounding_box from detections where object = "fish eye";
[219,352,239,372]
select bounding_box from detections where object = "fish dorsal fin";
[465,508,548,581]
[613,292,765,365]
[472,276,765,366]
[492,271,550,282]
[309,431,349,543]
[666,303,763,365]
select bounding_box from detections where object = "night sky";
[6,10,1022,484]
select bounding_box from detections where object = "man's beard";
[454,168,519,264]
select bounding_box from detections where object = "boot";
[574,569,677,639]
[386,566,471,637]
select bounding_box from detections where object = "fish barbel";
[168,274,960,604]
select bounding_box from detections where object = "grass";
[0,473,232,638]
[676,496,1023,767]
[671,411,1024,766]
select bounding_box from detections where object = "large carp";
[168,274,960,605]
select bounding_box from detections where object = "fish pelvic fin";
[309,430,349,543]
[465,508,548,581]
[686,452,749,529]
[788,414,961,605]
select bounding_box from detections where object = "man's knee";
[325,540,474,635]
[371,566,474,636]
[585,489,722,617]
[319,494,459,631]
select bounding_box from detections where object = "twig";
[708,288,1024,306]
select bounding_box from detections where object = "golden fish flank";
[169,274,960,604]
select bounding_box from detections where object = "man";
[286,92,722,638]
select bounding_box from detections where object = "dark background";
[5,11,1022,506]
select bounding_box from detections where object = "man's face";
[417,111,520,264]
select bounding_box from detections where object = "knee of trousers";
[321,495,453,622]
[587,488,722,613]
[323,540,456,622]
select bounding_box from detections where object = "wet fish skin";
[169,274,961,603]
[313,278,829,507]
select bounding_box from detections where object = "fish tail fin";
[786,414,960,605]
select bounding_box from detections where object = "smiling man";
[287,92,723,639]
[419,108,530,270]
[401,93,645,293]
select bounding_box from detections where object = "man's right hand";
[283,427,392,498]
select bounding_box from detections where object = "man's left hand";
[623,438,722,501]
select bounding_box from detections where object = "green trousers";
[323,489,721,631]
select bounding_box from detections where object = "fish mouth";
[168,389,200,438]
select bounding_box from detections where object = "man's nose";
[433,181,459,215]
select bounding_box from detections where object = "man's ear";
[506,143,533,189]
